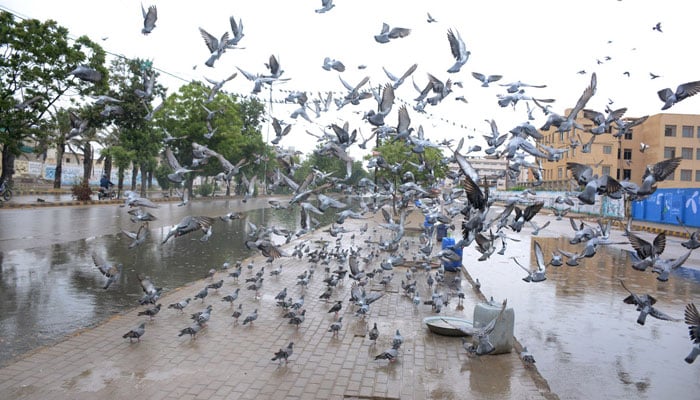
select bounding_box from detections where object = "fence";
[631,188,700,227]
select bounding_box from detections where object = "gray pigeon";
[137,304,161,320]
[194,286,208,302]
[178,323,202,339]
[123,322,146,343]
[315,0,335,13]
[369,322,379,344]
[328,317,343,337]
[69,65,103,83]
[684,303,700,364]
[271,342,294,365]
[657,80,700,110]
[620,280,678,325]
[162,216,214,244]
[512,241,547,282]
[91,251,123,289]
[242,309,258,325]
[168,298,191,313]
[374,347,399,362]
[222,288,240,305]
[141,4,157,35]
[446,29,469,73]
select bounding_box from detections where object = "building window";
[682,147,693,159]
[697,148,700,160]
[603,145,612,155]
[664,147,676,158]
[602,166,611,176]
[683,126,694,138]
[557,167,563,179]
[667,171,675,181]
[697,127,700,138]
[65,158,70,163]
[623,149,632,160]
[622,169,631,180]
[665,125,676,137]
[696,170,700,182]
[624,129,633,140]
[681,169,692,181]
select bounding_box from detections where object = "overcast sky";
[1,0,697,159]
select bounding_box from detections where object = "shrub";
[71,179,93,201]
[195,182,214,197]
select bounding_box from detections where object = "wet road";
[464,216,700,400]
[1,199,700,399]
[0,197,336,366]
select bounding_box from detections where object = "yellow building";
[536,111,700,190]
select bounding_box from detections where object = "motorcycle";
[0,179,12,201]
[98,185,116,200]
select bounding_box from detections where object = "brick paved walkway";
[0,211,555,400]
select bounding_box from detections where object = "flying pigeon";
[512,241,547,282]
[69,65,103,83]
[91,251,123,289]
[446,29,469,73]
[620,280,678,325]
[162,216,215,244]
[141,4,157,35]
[658,81,700,110]
[315,0,335,13]
[684,303,700,363]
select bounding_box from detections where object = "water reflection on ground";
[0,205,335,366]
[464,234,700,400]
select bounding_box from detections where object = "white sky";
[1,0,698,160]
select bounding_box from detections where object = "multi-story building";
[535,111,700,190]
[450,156,509,190]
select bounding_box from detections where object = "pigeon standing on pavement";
[123,322,146,343]
[168,298,191,313]
[369,322,379,345]
[328,300,342,317]
[242,309,258,325]
[271,342,294,365]
[138,304,162,320]
[328,317,343,337]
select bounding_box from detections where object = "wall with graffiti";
[632,188,700,227]
[14,160,139,186]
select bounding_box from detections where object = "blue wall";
[631,188,700,227]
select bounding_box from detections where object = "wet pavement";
[0,202,553,400]
[2,198,699,399]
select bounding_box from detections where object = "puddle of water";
[465,235,700,400]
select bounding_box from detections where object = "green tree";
[369,140,447,184]
[107,57,166,196]
[0,11,106,183]
[155,81,266,196]
[293,149,369,188]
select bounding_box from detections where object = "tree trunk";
[117,166,125,197]
[1,146,15,184]
[147,169,152,190]
[53,143,64,189]
[82,142,93,183]
[139,162,147,197]
[131,164,139,191]
[103,154,112,180]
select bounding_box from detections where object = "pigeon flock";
[62,1,700,372]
